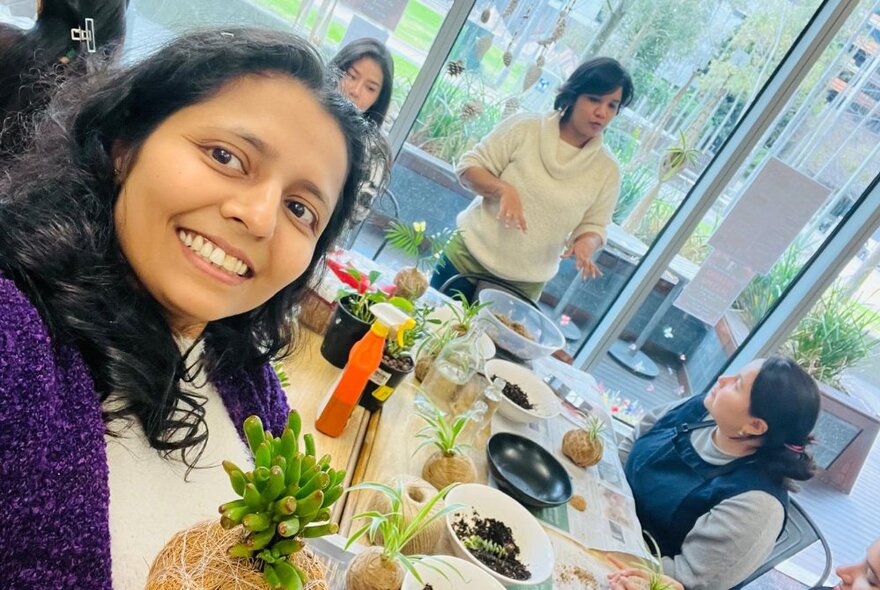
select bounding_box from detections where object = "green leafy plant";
[415,292,491,360]
[660,131,701,181]
[384,220,462,273]
[385,303,438,360]
[640,532,679,590]
[344,481,462,584]
[463,535,507,558]
[218,411,345,590]
[582,414,607,442]
[414,395,476,457]
[784,284,880,388]
[734,240,806,327]
[326,263,412,323]
[272,361,290,389]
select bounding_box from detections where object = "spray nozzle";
[369,302,414,344]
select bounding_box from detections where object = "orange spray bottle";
[315,303,414,437]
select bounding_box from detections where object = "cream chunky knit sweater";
[454,111,620,283]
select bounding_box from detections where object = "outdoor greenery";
[785,284,880,388]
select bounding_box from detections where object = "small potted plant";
[607,533,682,590]
[414,396,478,490]
[344,481,461,590]
[384,220,461,301]
[561,413,607,468]
[147,411,345,590]
[362,475,446,556]
[320,260,410,369]
[414,292,489,381]
[359,303,437,412]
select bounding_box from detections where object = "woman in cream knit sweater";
[430,57,633,301]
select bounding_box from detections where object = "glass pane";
[773,229,880,582]
[125,0,453,128]
[587,1,880,424]
[351,0,825,354]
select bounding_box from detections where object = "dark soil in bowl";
[421,585,433,590]
[500,380,534,410]
[452,510,531,581]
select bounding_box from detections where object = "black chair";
[366,188,400,261]
[438,272,540,310]
[734,498,832,589]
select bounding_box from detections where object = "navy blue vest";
[624,394,788,559]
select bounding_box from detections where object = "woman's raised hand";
[495,182,528,232]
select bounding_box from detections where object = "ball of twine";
[146,520,328,590]
[422,450,476,490]
[562,429,604,468]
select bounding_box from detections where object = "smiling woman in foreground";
[0,28,375,589]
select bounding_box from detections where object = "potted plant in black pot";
[320,262,409,369]
[359,303,437,411]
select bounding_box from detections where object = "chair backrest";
[438,272,540,309]
[733,498,832,589]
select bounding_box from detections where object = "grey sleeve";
[660,491,785,590]
[617,398,689,464]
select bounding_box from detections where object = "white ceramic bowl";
[401,555,506,590]
[485,359,560,424]
[445,483,554,587]
[478,289,564,360]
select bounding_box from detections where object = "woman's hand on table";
[562,233,603,280]
[494,182,528,232]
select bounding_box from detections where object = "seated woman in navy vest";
[617,357,820,590]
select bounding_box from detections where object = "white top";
[105,340,252,589]
[454,111,620,283]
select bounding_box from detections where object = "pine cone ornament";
[502,51,513,67]
[523,63,542,90]
[501,0,519,18]
[475,35,493,60]
[480,7,491,23]
[460,100,484,122]
[502,97,520,118]
[536,55,545,68]
[446,60,465,77]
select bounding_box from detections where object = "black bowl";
[486,432,573,508]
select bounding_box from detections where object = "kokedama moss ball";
[562,428,604,468]
[364,476,445,555]
[393,267,428,301]
[421,450,476,490]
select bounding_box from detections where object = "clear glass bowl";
[478,289,565,360]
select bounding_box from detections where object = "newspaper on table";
[490,357,650,565]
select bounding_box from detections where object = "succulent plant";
[218,411,345,590]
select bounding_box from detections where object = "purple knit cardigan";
[0,277,291,589]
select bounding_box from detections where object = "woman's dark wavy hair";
[329,37,394,127]
[748,356,821,487]
[554,56,634,121]
[0,0,128,157]
[0,28,374,467]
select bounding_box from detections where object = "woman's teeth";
[177,230,249,276]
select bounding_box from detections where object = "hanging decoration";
[500,0,535,71]
[501,0,519,19]
[460,100,485,122]
[480,7,491,23]
[446,60,465,77]
[475,35,493,60]
[522,0,578,91]
[502,97,521,118]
